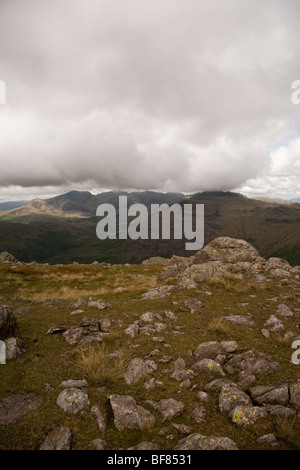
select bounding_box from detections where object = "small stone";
[89,438,106,450]
[197,391,210,403]
[124,358,157,385]
[91,405,107,435]
[192,406,206,423]
[171,423,193,435]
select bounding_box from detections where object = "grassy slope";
[0,262,300,450]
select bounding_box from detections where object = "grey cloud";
[0,0,300,198]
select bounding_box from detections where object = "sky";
[0,0,300,202]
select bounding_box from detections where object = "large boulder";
[193,237,262,264]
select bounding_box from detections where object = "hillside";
[1,237,300,450]
[0,191,299,265]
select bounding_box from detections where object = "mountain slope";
[0,190,299,265]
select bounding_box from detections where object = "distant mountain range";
[0,190,299,265]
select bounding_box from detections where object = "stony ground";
[1,238,300,451]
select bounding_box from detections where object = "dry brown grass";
[275,415,298,446]
[207,316,232,334]
[208,272,267,294]
[75,343,132,387]
[16,271,157,302]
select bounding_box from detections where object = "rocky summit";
[0,236,300,450]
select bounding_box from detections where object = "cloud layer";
[0,0,300,200]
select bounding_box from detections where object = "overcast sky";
[0,0,300,201]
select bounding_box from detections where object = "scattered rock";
[141,285,174,300]
[192,406,206,423]
[56,388,90,415]
[257,433,278,447]
[40,426,72,450]
[59,379,87,388]
[224,350,280,376]
[0,394,43,425]
[91,405,108,435]
[219,385,251,414]
[192,358,225,376]
[109,394,156,431]
[146,398,185,422]
[175,433,238,450]
[89,438,106,450]
[194,341,222,361]
[276,304,293,317]
[230,406,268,426]
[171,423,193,435]
[289,383,300,409]
[46,326,67,334]
[263,315,285,333]
[127,441,160,450]
[224,314,255,326]
[0,252,18,263]
[249,385,289,406]
[0,306,19,339]
[184,298,204,313]
[124,358,157,385]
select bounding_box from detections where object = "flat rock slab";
[175,433,238,450]
[0,394,43,425]
[40,426,72,450]
[224,350,279,376]
[224,315,255,326]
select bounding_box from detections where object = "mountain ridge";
[0,190,299,266]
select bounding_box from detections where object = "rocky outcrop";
[157,236,300,287]
[0,252,18,263]
[0,306,26,361]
